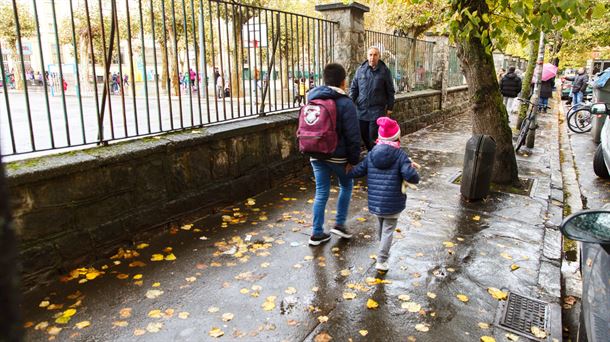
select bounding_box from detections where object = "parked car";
[560,209,610,342]
[593,103,610,178]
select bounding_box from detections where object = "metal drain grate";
[495,292,550,341]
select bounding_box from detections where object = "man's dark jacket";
[349,60,395,121]
[307,86,361,165]
[571,73,589,93]
[499,72,522,98]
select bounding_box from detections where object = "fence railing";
[364,30,435,93]
[448,46,466,87]
[0,0,336,157]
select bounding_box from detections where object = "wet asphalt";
[22,110,563,342]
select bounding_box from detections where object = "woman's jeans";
[311,160,353,236]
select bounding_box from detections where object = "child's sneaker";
[308,233,331,246]
[330,225,352,239]
[375,261,389,272]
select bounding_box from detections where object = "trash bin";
[461,134,496,200]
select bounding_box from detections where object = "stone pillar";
[315,2,369,81]
[424,34,449,109]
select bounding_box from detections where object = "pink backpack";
[296,99,338,157]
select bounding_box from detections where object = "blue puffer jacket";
[348,144,420,216]
[307,86,361,165]
[349,60,395,121]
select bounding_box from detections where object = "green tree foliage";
[0,0,35,90]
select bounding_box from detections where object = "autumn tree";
[0,0,35,90]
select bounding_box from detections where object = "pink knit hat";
[376,117,400,141]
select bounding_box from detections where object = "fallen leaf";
[287,319,299,326]
[152,282,161,287]
[366,299,379,309]
[357,217,367,222]
[480,336,496,342]
[146,322,163,333]
[314,332,333,342]
[443,241,455,248]
[398,294,411,301]
[133,274,143,280]
[178,312,190,319]
[415,323,429,332]
[133,328,146,336]
[506,333,520,341]
[221,312,234,321]
[427,292,437,299]
[39,301,50,308]
[150,254,164,261]
[531,326,547,338]
[262,300,275,311]
[209,327,224,338]
[145,290,164,299]
[148,310,163,318]
[340,269,351,276]
[34,322,49,330]
[129,261,146,268]
[119,308,132,318]
[456,294,469,302]
[164,253,176,261]
[117,273,129,280]
[112,321,129,327]
[318,316,329,323]
[487,288,508,300]
[500,252,513,260]
[181,224,193,230]
[510,264,520,271]
[478,322,490,329]
[136,243,149,249]
[208,306,220,313]
[472,215,481,221]
[312,286,319,292]
[343,292,357,300]
[185,277,196,282]
[359,330,368,336]
[47,326,62,335]
[402,302,421,312]
[285,287,297,295]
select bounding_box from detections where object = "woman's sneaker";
[308,233,331,246]
[375,261,389,272]
[330,225,352,239]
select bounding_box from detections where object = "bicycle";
[566,101,592,133]
[515,97,550,152]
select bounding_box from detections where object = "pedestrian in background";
[348,117,420,271]
[305,63,361,246]
[350,46,395,151]
[568,67,589,107]
[538,77,554,113]
[499,66,522,115]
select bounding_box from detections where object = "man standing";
[499,66,522,115]
[570,67,589,107]
[350,46,395,151]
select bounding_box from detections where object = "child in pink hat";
[348,117,420,272]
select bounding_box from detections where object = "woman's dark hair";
[323,63,346,87]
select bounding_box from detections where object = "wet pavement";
[22,109,564,341]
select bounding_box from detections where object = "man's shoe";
[375,261,389,272]
[308,233,331,246]
[330,225,352,239]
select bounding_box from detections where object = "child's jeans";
[376,214,399,263]
[310,160,353,236]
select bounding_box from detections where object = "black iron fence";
[364,30,436,93]
[0,0,336,157]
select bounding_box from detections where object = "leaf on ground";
[119,308,132,318]
[318,316,329,323]
[129,261,146,268]
[343,292,357,300]
[287,319,299,326]
[47,326,62,335]
[164,253,176,261]
[500,252,513,260]
[472,215,481,221]
[530,327,547,338]
[136,243,149,249]
[178,312,190,319]
[427,292,437,299]
[148,310,163,318]
[480,336,496,342]
[34,322,49,330]
[314,332,333,342]
[262,298,276,311]
[415,323,429,332]
[180,224,193,231]
[357,217,367,222]
[112,321,128,327]
[145,290,164,299]
[261,262,270,268]
[456,294,469,302]
[222,313,234,321]
[55,316,71,324]
[510,264,520,271]
[185,277,196,282]
[285,287,297,294]
[39,301,50,308]
[208,306,220,313]
[478,322,490,329]
[152,282,160,287]
[133,274,143,280]
[443,241,455,248]
[401,302,421,312]
[366,299,379,309]
[339,269,351,276]
[506,333,520,341]
[150,254,164,261]
[359,330,368,336]
[398,294,411,301]
[209,327,225,338]
[133,328,146,336]
[487,287,508,300]
[146,322,163,333]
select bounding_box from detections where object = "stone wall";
[7,87,470,290]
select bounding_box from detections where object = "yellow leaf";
[500,252,513,260]
[62,309,77,317]
[510,264,520,271]
[311,286,319,292]
[366,299,379,309]
[530,327,547,338]
[85,270,101,280]
[359,330,368,336]
[148,310,163,318]
[164,309,174,317]
[133,328,146,336]
[456,294,469,302]
[480,336,496,342]
[55,316,71,324]
[506,333,520,341]
[357,217,367,222]
[145,290,164,299]
[398,294,411,301]
[34,322,49,330]
[208,306,220,313]
[39,301,50,308]
[487,287,508,300]
[150,254,164,261]
[478,322,490,329]
[47,326,62,335]
[401,302,421,312]
[447,267,456,272]
[119,308,132,318]
[133,274,143,280]
[181,224,193,230]
[285,287,297,295]
[262,299,275,311]
[240,288,250,294]
[343,292,357,300]
[415,323,429,332]
[340,269,351,276]
[472,215,481,221]
[427,292,437,299]
[146,322,163,333]
[178,312,190,319]
[163,247,173,253]
[443,241,455,248]
[75,321,90,329]
[317,316,329,323]
[152,282,160,287]
[112,321,129,327]
[222,313,234,321]
[136,243,149,249]
[129,261,146,267]
[185,277,196,282]
[164,253,176,261]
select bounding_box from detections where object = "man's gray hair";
[368,46,380,53]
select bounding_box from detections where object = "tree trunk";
[160,40,168,91]
[0,153,22,341]
[79,35,92,93]
[168,27,180,96]
[454,0,519,185]
[516,36,538,129]
[9,44,24,91]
